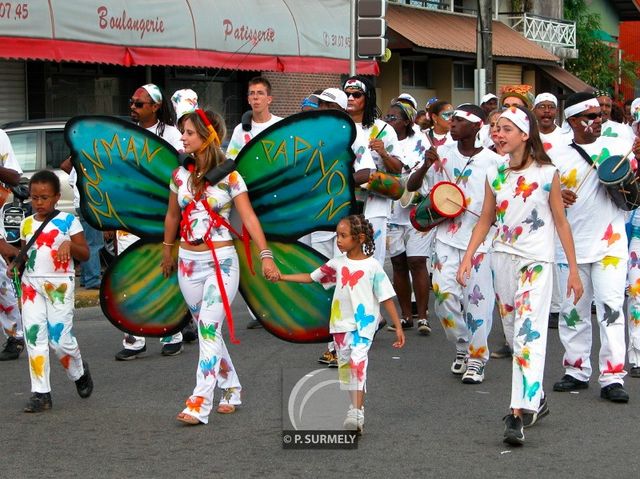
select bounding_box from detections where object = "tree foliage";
[564,0,638,96]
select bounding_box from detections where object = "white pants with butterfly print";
[0,256,22,341]
[492,253,552,412]
[21,275,85,393]
[431,241,494,363]
[628,237,640,367]
[558,261,627,387]
[178,247,242,424]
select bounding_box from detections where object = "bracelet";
[162,241,175,247]
[259,249,273,260]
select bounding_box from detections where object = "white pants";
[558,260,627,387]
[366,216,387,266]
[431,241,494,362]
[492,253,552,412]
[22,276,84,393]
[550,263,563,314]
[178,247,242,424]
[0,256,22,340]
[628,237,640,366]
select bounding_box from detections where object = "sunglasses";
[439,111,454,120]
[129,99,153,108]
[580,112,602,120]
[345,91,364,99]
[383,115,399,122]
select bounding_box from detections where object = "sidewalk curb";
[75,287,100,308]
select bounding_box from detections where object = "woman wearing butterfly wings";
[162,110,280,426]
[457,106,582,446]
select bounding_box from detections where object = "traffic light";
[357,0,386,58]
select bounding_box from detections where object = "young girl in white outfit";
[162,109,279,425]
[280,214,405,434]
[457,106,583,446]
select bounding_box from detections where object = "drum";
[598,154,640,211]
[410,181,465,232]
[367,170,404,201]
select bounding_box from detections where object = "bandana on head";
[500,106,530,134]
[593,89,611,99]
[343,79,367,92]
[452,109,483,125]
[564,98,600,119]
[195,109,220,152]
[142,84,163,103]
[534,93,557,107]
[631,98,640,122]
[392,102,417,123]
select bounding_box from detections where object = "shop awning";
[386,4,559,63]
[0,0,378,75]
[539,65,594,93]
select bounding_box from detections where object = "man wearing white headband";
[547,91,637,402]
[407,103,501,384]
[115,83,184,360]
[595,90,635,142]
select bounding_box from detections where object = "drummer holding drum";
[406,104,503,385]
[547,92,638,403]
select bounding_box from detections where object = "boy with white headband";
[548,91,636,403]
[407,104,501,384]
[458,105,582,445]
[594,90,635,142]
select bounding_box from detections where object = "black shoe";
[247,319,263,329]
[600,383,629,403]
[630,366,640,378]
[0,337,25,361]
[115,345,147,361]
[490,343,512,359]
[548,312,559,329]
[503,414,524,446]
[387,318,413,331]
[75,361,94,398]
[24,392,52,413]
[182,322,198,343]
[553,374,589,392]
[522,394,550,428]
[161,342,183,356]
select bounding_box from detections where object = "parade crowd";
[1,75,640,447]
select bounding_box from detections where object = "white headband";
[343,79,367,92]
[453,109,483,125]
[142,84,163,103]
[564,98,600,119]
[534,93,557,107]
[500,106,530,134]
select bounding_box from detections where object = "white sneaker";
[343,406,364,434]
[461,358,485,384]
[451,351,468,375]
[417,319,431,335]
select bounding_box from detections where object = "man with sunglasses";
[115,83,184,360]
[548,91,637,403]
[594,90,635,143]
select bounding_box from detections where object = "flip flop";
[176,412,202,425]
[216,404,236,414]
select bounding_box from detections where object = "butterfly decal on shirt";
[465,312,484,334]
[515,347,531,369]
[52,215,74,235]
[434,157,448,173]
[51,250,70,272]
[36,229,59,248]
[341,267,364,289]
[0,281,9,296]
[350,329,371,347]
[522,374,540,401]
[199,321,217,340]
[354,303,376,329]
[0,303,14,314]
[542,142,553,152]
[178,259,195,278]
[431,252,446,272]
[601,127,618,138]
[515,291,532,316]
[47,322,64,343]
[22,283,37,304]
[471,253,485,272]
[447,220,462,235]
[630,278,640,298]
[561,169,578,189]
[200,356,218,378]
[30,355,45,378]
[520,264,543,285]
[563,308,582,328]
[186,395,205,412]
[454,168,472,187]
[602,224,621,247]
[501,225,523,244]
[25,324,39,346]
[468,284,484,306]
[604,360,624,374]
[330,300,341,325]
[514,176,538,202]
[602,303,620,326]
[629,252,640,269]
[518,318,541,344]
[601,256,621,269]
[495,200,508,223]
[563,357,583,370]
[319,265,337,284]
[25,249,37,272]
[44,282,67,304]
[492,163,508,191]
[433,283,450,304]
[496,294,515,318]
[413,139,426,155]
[523,208,544,232]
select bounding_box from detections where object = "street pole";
[350,0,356,76]
[476,0,494,100]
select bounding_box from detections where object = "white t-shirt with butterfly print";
[310,255,395,340]
[549,136,632,264]
[487,163,557,262]
[420,144,502,253]
[539,126,573,154]
[226,115,283,160]
[389,131,429,225]
[20,211,83,277]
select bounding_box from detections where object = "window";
[454,63,474,90]
[7,131,37,171]
[402,59,430,88]
[45,130,68,169]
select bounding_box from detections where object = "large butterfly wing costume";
[65,111,357,343]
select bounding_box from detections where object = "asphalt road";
[2,298,640,478]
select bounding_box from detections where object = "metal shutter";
[0,60,26,125]
[495,64,523,93]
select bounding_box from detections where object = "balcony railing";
[499,12,576,50]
